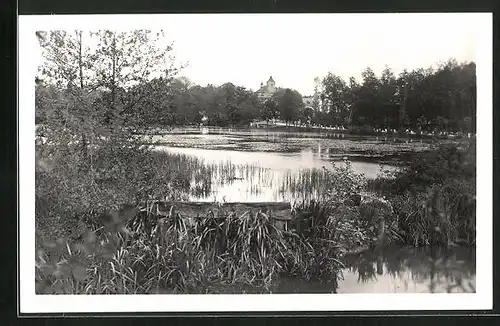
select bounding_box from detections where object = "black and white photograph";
[19,13,492,313]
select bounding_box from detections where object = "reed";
[36,198,364,294]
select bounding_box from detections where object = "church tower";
[266,76,276,93]
[256,75,277,101]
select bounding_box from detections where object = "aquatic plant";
[367,141,476,247]
[36,201,352,294]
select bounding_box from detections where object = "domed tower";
[266,76,276,93]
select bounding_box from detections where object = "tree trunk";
[77,31,88,159]
[399,83,408,135]
[111,33,116,108]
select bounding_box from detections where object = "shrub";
[365,141,475,247]
[392,178,476,247]
[376,141,475,195]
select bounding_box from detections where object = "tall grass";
[35,122,475,295]
[366,141,476,247]
[36,142,372,294]
[36,203,357,294]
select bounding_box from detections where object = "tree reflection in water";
[341,245,475,293]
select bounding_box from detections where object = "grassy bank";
[367,140,476,247]
[37,202,377,294]
[35,134,475,294]
[35,139,376,294]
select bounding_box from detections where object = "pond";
[151,127,424,202]
[336,245,476,293]
[149,128,475,293]
[209,245,475,294]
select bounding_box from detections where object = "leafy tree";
[320,73,349,126]
[36,29,181,215]
[316,60,476,134]
[274,88,304,125]
[312,77,321,113]
[354,67,381,126]
[378,66,399,130]
[346,77,361,126]
[259,98,278,124]
[302,107,314,124]
[88,30,177,128]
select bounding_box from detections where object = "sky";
[34,13,480,96]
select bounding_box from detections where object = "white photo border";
[18,13,493,313]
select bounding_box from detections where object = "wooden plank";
[151,201,290,208]
[148,201,294,228]
[153,201,290,214]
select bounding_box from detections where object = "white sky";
[33,13,480,95]
[162,14,479,95]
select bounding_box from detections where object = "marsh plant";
[35,150,376,294]
[367,141,476,247]
[36,204,360,294]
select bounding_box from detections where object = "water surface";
[337,245,475,293]
[205,246,475,294]
[152,128,410,202]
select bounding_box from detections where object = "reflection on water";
[148,129,475,293]
[147,128,415,202]
[157,146,397,202]
[208,246,475,294]
[337,245,476,293]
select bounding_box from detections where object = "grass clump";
[367,140,476,247]
[35,205,352,294]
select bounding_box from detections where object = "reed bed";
[35,130,475,294]
[35,201,361,294]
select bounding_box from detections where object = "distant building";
[256,76,316,109]
[256,76,277,101]
[302,96,314,109]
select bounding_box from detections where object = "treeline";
[132,78,299,127]
[316,60,476,134]
[35,30,476,134]
[36,76,305,128]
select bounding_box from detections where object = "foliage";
[35,203,353,294]
[274,88,305,125]
[391,179,476,247]
[371,140,475,195]
[34,29,476,295]
[37,34,476,133]
[35,29,183,240]
[319,72,350,126]
[367,141,476,247]
[317,60,476,133]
